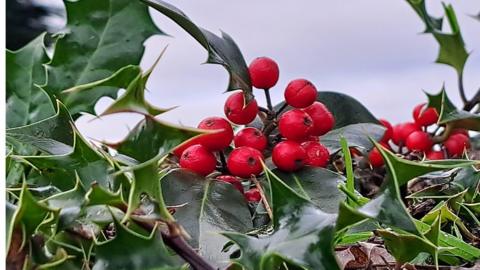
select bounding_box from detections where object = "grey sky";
[74,1,480,142]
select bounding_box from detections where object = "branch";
[463,88,480,111]
[458,71,468,104]
[133,218,215,270]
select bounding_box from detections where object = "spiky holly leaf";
[42,0,162,116]
[407,1,469,74]
[85,183,126,209]
[92,214,182,270]
[270,167,346,213]
[6,33,54,128]
[62,50,171,117]
[162,169,253,267]
[8,182,58,254]
[223,167,339,270]
[9,110,115,191]
[427,87,480,131]
[141,0,253,102]
[320,123,385,153]
[109,117,203,163]
[6,101,74,155]
[353,143,477,235]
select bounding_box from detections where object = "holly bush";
[5,0,480,269]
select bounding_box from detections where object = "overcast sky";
[71,1,480,142]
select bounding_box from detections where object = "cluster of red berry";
[172,57,335,202]
[368,103,471,167]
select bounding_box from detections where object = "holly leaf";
[141,0,253,102]
[62,48,171,117]
[320,123,385,153]
[8,182,58,254]
[270,167,346,213]
[6,33,55,128]
[6,101,74,156]
[85,183,126,209]
[162,169,253,267]
[427,87,480,131]
[223,167,339,270]
[42,0,162,116]
[407,1,469,74]
[109,117,203,163]
[92,214,182,270]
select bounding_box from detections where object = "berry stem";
[218,151,228,173]
[275,103,288,117]
[251,175,273,220]
[258,106,270,114]
[458,70,468,105]
[263,88,274,112]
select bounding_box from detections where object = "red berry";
[405,131,433,152]
[350,147,362,157]
[197,117,234,151]
[234,127,267,151]
[426,151,445,160]
[216,175,244,194]
[224,92,259,125]
[301,141,330,167]
[179,144,217,176]
[272,141,306,172]
[299,135,320,143]
[444,133,470,157]
[227,146,264,178]
[172,136,202,157]
[284,79,317,108]
[451,129,469,136]
[368,143,389,168]
[303,102,335,136]
[413,103,439,127]
[379,119,393,143]
[392,122,421,146]
[248,57,279,89]
[278,109,314,141]
[244,188,261,202]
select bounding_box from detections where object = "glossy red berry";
[284,79,317,108]
[216,175,244,194]
[172,136,202,158]
[244,188,261,202]
[406,131,433,152]
[413,103,438,127]
[426,151,445,160]
[368,143,389,168]
[272,141,306,172]
[392,122,421,146]
[234,127,267,151]
[301,141,330,167]
[379,119,393,143]
[197,117,234,151]
[248,57,279,89]
[278,109,314,141]
[224,92,259,125]
[451,129,469,136]
[227,146,264,178]
[303,102,335,136]
[444,133,470,157]
[179,144,217,176]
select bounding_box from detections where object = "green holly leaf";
[85,183,126,209]
[427,87,480,131]
[62,50,171,117]
[320,123,385,153]
[92,213,182,270]
[270,167,346,214]
[42,0,162,116]
[6,101,74,156]
[8,182,58,254]
[16,128,115,191]
[109,117,203,163]
[6,33,55,128]
[407,1,469,74]
[141,0,253,102]
[223,167,339,270]
[162,169,253,267]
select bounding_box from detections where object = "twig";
[275,103,288,117]
[251,175,273,220]
[458,71,468,104]
[218,151,228,173]
[463,88,480,112]
[133,219,215,270]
